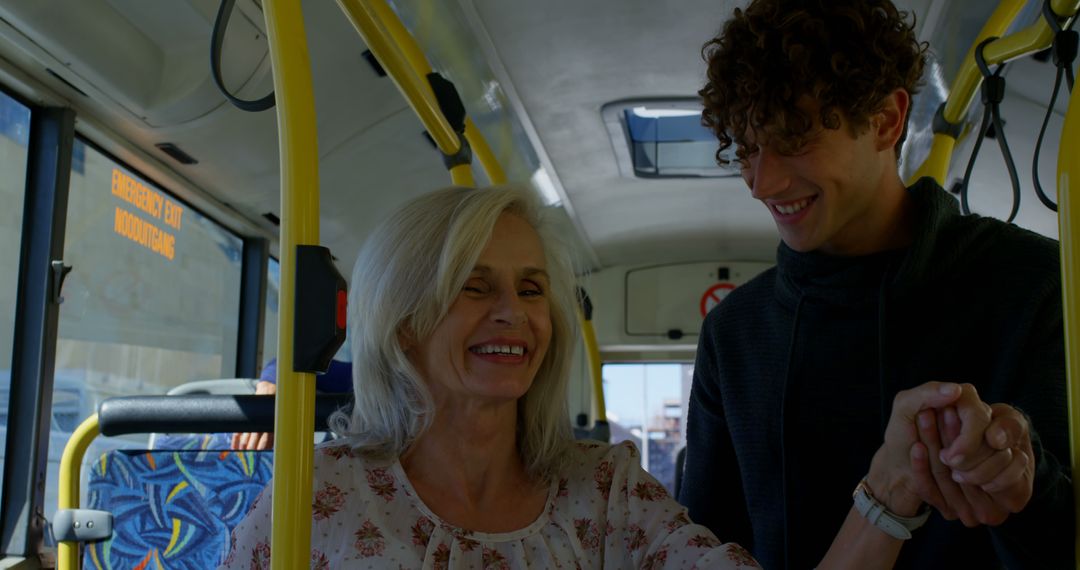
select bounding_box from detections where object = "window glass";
[602,363,693,494]
[261,257,279,371]
[0,90,31,511]
[47,139,243,521]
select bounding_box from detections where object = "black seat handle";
[96,394,354,437]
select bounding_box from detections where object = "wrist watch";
[852,477,931,540]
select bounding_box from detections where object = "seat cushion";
[83,449,272,570]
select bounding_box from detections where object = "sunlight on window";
[601,363,693,494]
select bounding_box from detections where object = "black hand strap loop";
[1044,0,1078,90]
[1031,0,1078,212]
[960,37,1021,222]
[211,0,276,112]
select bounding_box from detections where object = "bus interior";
[0,0,1073,567]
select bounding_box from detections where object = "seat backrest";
[83,448,272,570]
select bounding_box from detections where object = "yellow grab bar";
[911,0,1080,185]
[1057,58,1080,565]
[338,0,457,155]
[366,0,506,185]
[263,1,321,568]
[360,0,606,424]
[56,414,101,570]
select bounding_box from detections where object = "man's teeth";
[472,345,525,356]
[775,198,811,215]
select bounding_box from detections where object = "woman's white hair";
[328,185,578,480]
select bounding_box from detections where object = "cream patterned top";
[219,439,759,569]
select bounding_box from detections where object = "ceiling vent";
[602,99,738,178]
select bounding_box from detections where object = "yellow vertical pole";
[1057,65,1080,566]
[579,315,606,421]
[262,2,320,568]
[56,415,100,570]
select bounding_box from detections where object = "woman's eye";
[519,282,544,297]
[463,282,487,294]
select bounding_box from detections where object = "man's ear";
[873,88,910,153]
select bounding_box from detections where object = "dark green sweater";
[679,178,1073,569]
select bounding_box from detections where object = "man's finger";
[982,449,1030,497]
[940,407,960,448]
[893,382,962,420]
[942,384,993,470]
[952,448,1013,487]
[911,415,949,514]
[985,404,1027,451]
[957,480,1008,527]
[917,407,967,521]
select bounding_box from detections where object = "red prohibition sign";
[700,283,736,318]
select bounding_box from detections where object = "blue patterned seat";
[82,448,272,570]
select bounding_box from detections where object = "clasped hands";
[869,382,1034,527]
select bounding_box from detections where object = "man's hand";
[909,384,1034,527]
[866,382,964,517]
[231,380,276,450]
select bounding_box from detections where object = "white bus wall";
[567,260,773,429]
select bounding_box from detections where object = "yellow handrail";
[909,0,1080,185]
[909,0,1024,185]
[342,0,606,426]
[1057,61,1080,564]
[336,0,475,187]
[366,0,507,185]
[55,414,101,570]
[262,1,321,568]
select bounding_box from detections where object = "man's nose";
[748,147,791,200]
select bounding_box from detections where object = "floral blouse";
[219,439,759,569]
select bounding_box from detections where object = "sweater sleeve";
[677,315,754,549]
[987,281,1074,568]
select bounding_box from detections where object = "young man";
[678,1,1073,568]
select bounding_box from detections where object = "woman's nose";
[491,292,527,325]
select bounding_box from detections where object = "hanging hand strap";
[959,36,1021,222]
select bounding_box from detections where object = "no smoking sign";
[699,283,735,317]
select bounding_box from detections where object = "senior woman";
[221,185,757,568]
[221,185,983,569]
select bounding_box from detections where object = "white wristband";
[852,477,931,540]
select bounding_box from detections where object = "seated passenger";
[231,345,353,450]
[220,186,971,568]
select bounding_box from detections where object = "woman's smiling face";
[410,212,553,405]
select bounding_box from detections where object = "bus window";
[602,362,693,494]
[262,257,280,366]
[47,139,243,521]
[0,89,30,510]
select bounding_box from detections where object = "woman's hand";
[231,380,277,450]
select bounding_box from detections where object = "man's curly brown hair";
[701,0,928,165]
